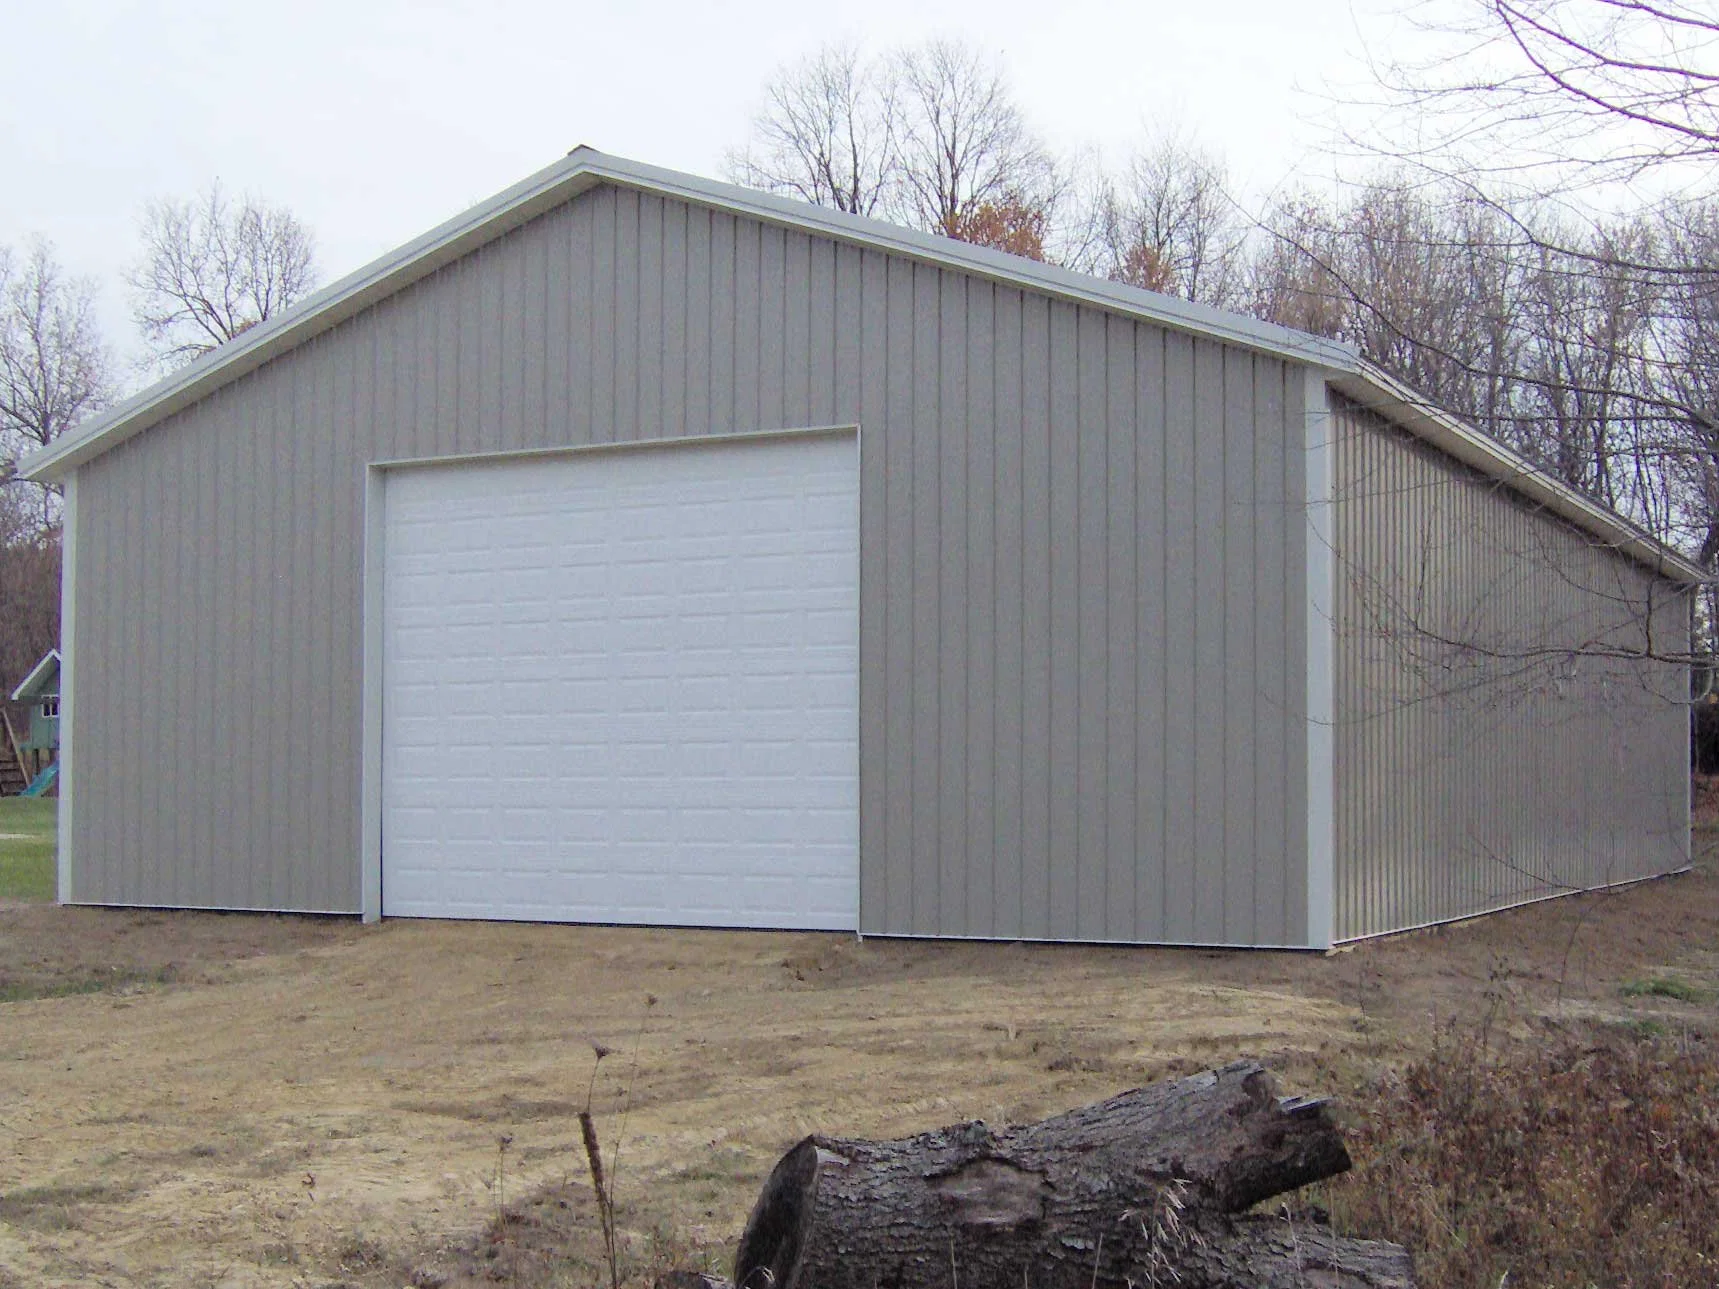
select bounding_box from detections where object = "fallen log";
[717,1062,1413,1289]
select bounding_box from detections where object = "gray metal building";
[21,149,1699,948]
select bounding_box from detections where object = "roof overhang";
[18,148,1704,587]
[10,649,60,703]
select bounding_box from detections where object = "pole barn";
[21,150,1698,947]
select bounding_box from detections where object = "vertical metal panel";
[910,263,942,934]
[1330,394,1691,940]
[1190,339,1227,942]
[1017,296,1053,938]
[1045,302,1080,938]
[68,183,1313,942]
[1135,330,1169,940]
[1221,348,1256,943]
[937,272,969,931]
[1104,316,1139,941]
[964,282,998,937]
[1075,307,1109,939]
[1300,372,1334,950]
[990,286,1026,937]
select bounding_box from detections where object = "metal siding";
[910,263,941,934]
[1046,302,1080,938]
[1104,315,1139,941]
[991,286,1027,938]
[1075,307,1108,940]
[1330,394,1691,940]
[1018,296,1053,939]
[1160,332,1199,942]
[938,272,969,932]
[1190,339,1226,942]
[965,282,999,937]
[854,245,890,933]
[68,184,1312,941]
[1135,329,1170,940]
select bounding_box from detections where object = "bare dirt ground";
[3,840,1717,1288]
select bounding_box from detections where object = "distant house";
[6,649,59,793]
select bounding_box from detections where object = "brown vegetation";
[1323,1021,1719,1288]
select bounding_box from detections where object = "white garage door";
[381,433,859,928]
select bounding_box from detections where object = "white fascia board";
[10,648,61,703]
[1303,369,1336,951]
[18,148,1353,483]
[1331,365,1708,586]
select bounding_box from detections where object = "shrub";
[1319,1021,1719,1287]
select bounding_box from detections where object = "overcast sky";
[1,0,1415,381]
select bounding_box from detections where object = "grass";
[0,796,56,902]
[0,1182,132,1232]
[1620,975,1709,1003]
[0,963,177,1004]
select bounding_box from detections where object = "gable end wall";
[67,184,1313,944]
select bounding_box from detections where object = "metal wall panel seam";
[991,286,1026,937]
[965,280,998,938]
[937,269,968,934]
[1104,315,1138,941]
[1138,326,1169,940]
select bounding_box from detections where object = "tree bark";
[729,1061,1413,1289]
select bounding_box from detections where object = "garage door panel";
[381,433,860,929]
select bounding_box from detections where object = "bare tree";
[1363,0,1719,196]
[128,182,317,371]
[729,39,1063,260]
[0,483,60,725]
[891,40,1058,240]
[725,44,900,217]
[0,240,111,528]
[1330,0,1719,641]
[1097,133,1248,306]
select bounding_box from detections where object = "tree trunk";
[728,1061,1413,1289]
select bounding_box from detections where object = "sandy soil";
[2,850,1716,1288]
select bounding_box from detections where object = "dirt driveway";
[3,857,1717,1289]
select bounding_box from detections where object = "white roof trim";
[10,649,60,703]
[18,148,1702,585]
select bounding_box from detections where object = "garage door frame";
[357,424,862,924]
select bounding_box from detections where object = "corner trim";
[56,474,77,905]
[1303,369,1336,950]
[359,467,385,922]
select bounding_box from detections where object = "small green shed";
[9,649,61,779]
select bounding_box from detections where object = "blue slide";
[20,762,57,798]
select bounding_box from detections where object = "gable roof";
[18,148,1705,585]
[10,649,60,703]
